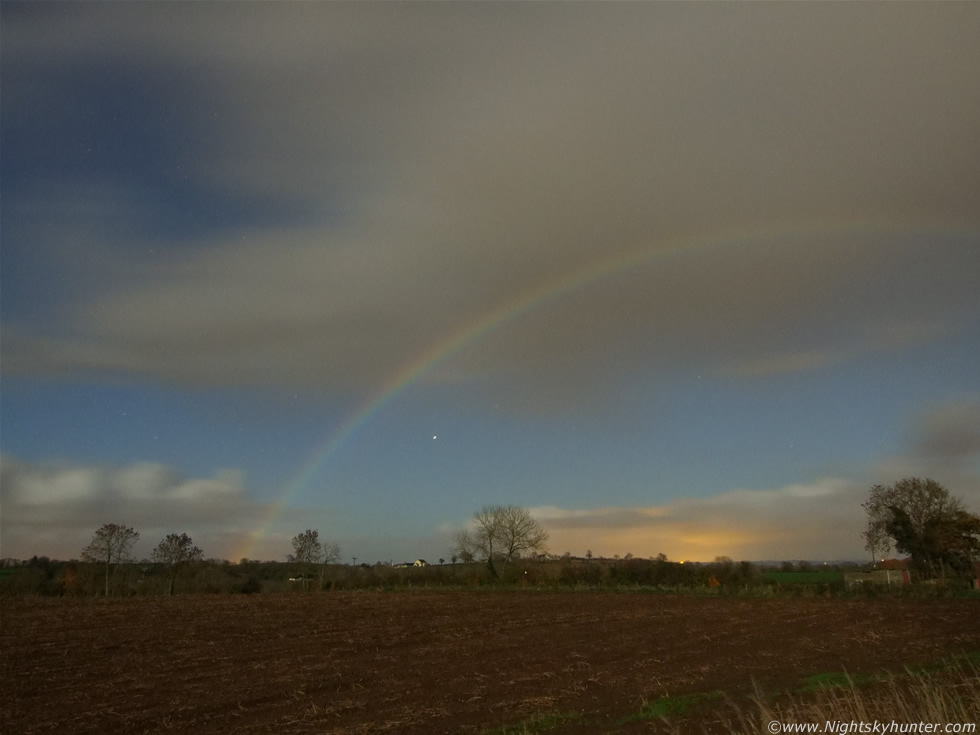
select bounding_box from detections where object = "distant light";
[433,435,437,440]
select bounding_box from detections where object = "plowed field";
[2,592,977,734]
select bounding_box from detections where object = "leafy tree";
[931,511,980,573]
[81,523,140,596]
[152,533,203,595]
[453,505,548,579]
[288,529,321,591]
[863,478,978,579]
[863,478,963,544]
[887,507,980,579]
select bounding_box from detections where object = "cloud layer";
[0,454,269,561]
[3,4,979,412]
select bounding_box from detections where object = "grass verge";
[620,691,725,724]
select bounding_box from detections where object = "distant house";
[878,558,909,570]
[391,560,429,568]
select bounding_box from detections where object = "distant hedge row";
[3,555,973,597]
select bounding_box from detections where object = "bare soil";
[2,591,977,734]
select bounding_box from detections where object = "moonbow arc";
[235,219,969,561]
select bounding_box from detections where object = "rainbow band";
[236,219,967,560]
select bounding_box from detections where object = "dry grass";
[736,658,980,734]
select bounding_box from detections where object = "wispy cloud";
[720,349,842,379]
[718,316,956,379]
[531,478,867,561]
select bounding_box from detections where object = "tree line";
[65,504,550,597]
[4,478,977,597]
[81,525,204,596]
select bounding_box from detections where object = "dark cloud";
[911,397,980,463]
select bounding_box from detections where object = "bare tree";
[288,530,340,591]
[499,505,549,561]
[152,533,203,595]
[453,505,548,579]
[81,524,140,596]
[319,541,341,590]
[861,518,888,568]
[452,529,476,563]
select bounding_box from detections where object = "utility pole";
[351,556,357,567]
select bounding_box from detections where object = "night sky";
[2,2,978,564]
